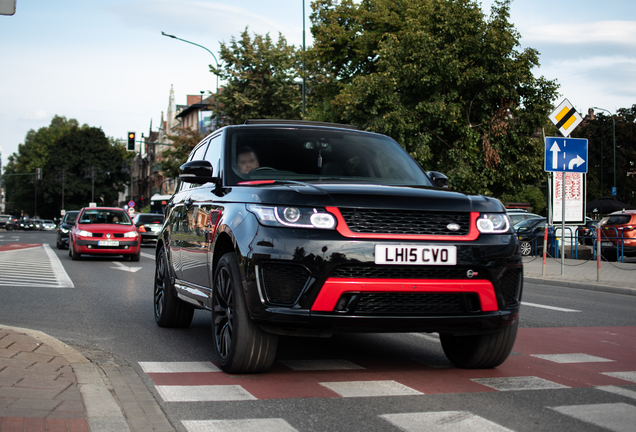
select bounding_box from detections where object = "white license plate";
[601,242,614,247]
[98,240,119,246]
[375,245,457,265]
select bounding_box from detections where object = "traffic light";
[36,168,42,180]
[127,132,136,151]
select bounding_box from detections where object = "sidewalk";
[0,326,173,432]
[522,255,636,296]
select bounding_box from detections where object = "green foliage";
[500,186,547,215]
[211,28,302,124]
[306,0,559,196]
[574,105,636,206]
[3,116,130,218]
[160,128,203,179]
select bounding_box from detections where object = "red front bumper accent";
[311,278,498,312]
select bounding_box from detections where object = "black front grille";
[338,208,470,236]
[352,292,473,315]
[260,263,311,306]
[89,233,124,238]
[499,268,522,308]
[331,265,485,280]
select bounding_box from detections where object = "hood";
[220,182,504,213]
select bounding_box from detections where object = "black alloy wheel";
[212,252,278,373]
[153,247,193,327]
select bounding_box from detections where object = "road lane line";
[43,243,74,288]
[521,301,580,312]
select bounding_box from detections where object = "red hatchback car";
[69,207,141,261]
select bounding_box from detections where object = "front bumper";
[75,239,140,254]
[238,224,522,336]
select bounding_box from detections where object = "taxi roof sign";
[549,98,583,137]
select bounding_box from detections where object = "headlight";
[123,231,138,238]
[60,227,69,233]
[247,205,336,229]
[477,214,510,234]
[77,230,92,237]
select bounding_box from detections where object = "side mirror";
[179,160,217,185]
[427,171,449,188]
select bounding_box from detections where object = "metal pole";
[302,0,306,117]
[561,171,565,275]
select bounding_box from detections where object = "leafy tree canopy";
[306,0,559,196]
[211,28,302,124]
[3,116,130,218]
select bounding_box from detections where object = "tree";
[211,28,302,124]
[575,105,636,206]
[3,117,130,218]
[306,0,559,196]
[159,128,203,179]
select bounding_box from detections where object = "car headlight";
[123,231,138,238]
[477,214,510,234]
[247,205,336,229]
[77,230,92,237]
[60,227,69,233]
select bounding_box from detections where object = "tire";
[130,250,141,262]
[56,239,63,250]
[519,241,532,256]
[69,239,81,260]
[212,252,278,373]
[154,247,194,328]
[440,321,518,369]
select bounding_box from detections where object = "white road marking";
[531,353,614,363]
[596,386,636,401]
[381,411,514,432]
[0,244,74,288]
[139,362,220,373]
[521,301,581,312]
[472,376,569,391]
[602,371,636,383]
[551,403,636,432]
[155,385,257,402]
[280,359,365,371]
[182,419,298,432]
[110,261,142,272]
[141,252,155,260]
[43,243,74,288]
[319,380,423,397]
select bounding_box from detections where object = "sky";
[1,0,635,167]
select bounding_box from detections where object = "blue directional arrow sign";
[544,137,588,173]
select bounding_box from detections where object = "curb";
[1,325,130,432]
[524,276,636,297]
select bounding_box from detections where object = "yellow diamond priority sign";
[549,98,583,137]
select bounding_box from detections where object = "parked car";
[153,120,522,374]
[0,215,18,230]
[506,209,542,226]
[514,217,547,256]
[42,220,57,231]
[57,211,79,249]
[69,207,140,261]
[18,218,42,230]
[132,213,164,244]
[600,210,636,260]
[577,218,601,245]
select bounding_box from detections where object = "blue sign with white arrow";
[544,137,588,173]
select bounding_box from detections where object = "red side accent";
[326,207,481,241]
[311,278,498,312]
[238,180,276,185]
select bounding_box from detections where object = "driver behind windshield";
[237,146,260,174]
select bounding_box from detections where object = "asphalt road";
[2,229,636,432]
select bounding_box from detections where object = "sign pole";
[561,171,566,275]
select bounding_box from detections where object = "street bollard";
[597,226,601,282]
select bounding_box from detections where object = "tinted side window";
[204,134,223,175]
[189,139,209,162]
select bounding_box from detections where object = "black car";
[153,120,522,373]
[56,211,79,249]
[514,217,547,256]
[577,219,601,245]
[132,213,164,244]
[1,215,18,231]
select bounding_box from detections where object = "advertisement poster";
[552,172,585,224]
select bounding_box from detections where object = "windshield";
[79,209,131,225]
[514,218,544,230]
[226,127,433,187]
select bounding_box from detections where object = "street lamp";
[592,106,616,196]
[161,31,219,128]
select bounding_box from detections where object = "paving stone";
[53,399,86,413]
[13,352,55,363]
[9,397,61,411]
[54,385,83,401]
[15,377,72,392]
[0,386,60,400]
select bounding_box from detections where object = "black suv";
[56,211,79,249]
[154,121,522,373]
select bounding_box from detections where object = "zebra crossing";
[0,242,74,288]
[139,326,636,431]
